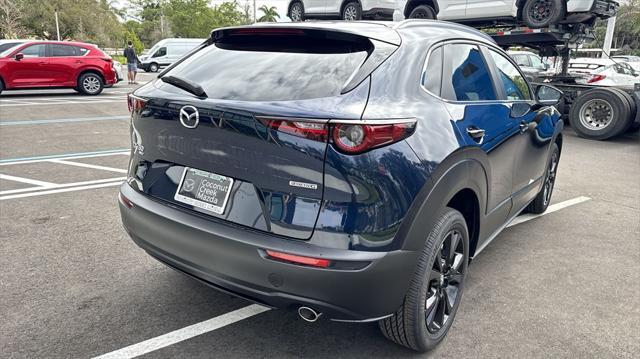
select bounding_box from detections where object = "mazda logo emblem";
[179,105,199,129]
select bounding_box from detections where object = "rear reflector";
[265,250,330,268]
[119,192,133,209]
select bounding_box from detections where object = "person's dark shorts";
[127,63,137,72]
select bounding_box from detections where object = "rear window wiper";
[160,75,207,98]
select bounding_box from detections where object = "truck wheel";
[608,87,637,131]
[379,207,468,352]
[409,5,436,19]
[522,0,565,28]
[569,88,631,140]
[149,63,159,72]
[526,143,559,214]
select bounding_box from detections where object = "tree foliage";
[586,0,640,56]
[258,5,279,22]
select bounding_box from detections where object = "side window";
[51,44,78,57]
[530,55,545,70]
[441,44,496,101]
[422,46,443,96]
[512,54,529,67]
[21,44,46,58]
[488,50,532,101]
[153,47,167,57]
[77,47,89,56]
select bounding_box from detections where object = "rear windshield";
[162,33,369,101]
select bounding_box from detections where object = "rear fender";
[396,147,489,253]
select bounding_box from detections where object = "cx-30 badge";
[179,105,199,129]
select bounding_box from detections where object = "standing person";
[123,41,139,85]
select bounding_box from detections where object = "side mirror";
[14,53,24,61]
[535,84,563,106]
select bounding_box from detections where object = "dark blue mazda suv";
[119,20,563,351]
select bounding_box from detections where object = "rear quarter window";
[162,34,369,101]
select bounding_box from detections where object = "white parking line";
[90,196,591,358]
[0,177,127,196]
[507,196,592,227]
[92,305,271,359]
[0,180,124,200]
[0,174,56,187]
[51,159,128,173]
[0,99,124,107]
[0,150,129,166]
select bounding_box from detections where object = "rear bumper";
[119,183,417,321]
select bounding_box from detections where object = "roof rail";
[394,19,495,44]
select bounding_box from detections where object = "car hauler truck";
[487,23,639,140]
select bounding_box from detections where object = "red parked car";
[0,41,117,95]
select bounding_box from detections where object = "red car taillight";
[332,121,416,154]
[587,74,606,83]
[257,117,416,154]
[127,93,147,112]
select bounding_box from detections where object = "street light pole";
[55,9,61,40]
[253,0,256,23]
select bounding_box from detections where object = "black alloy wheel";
[380,207,468,352]
[425,229,465,333]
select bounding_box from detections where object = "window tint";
[423,46,443,95]
[488,50,531,101]
[442,44,496,101]
[21,44,46,58]
[153,47,167,57]
[51,44,79,57]
[164,40,368,101]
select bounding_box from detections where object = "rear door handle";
[466,127,485,140]
[519,121,529,133]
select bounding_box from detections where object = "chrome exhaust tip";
[298,306,321,322]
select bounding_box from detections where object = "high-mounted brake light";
[127,94,147,112]
[332,121,417,154]
[265,250,331,268]
[587,74,606,83]
[258,117,328,142]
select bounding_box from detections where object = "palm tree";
[258,5,279,22]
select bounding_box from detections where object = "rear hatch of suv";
[128,25,400,239]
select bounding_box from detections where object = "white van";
[139,38,204,72]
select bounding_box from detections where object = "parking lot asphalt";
[1,73,638,358]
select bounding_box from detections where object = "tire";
[0,79,4,95]
[408,5,436,19]
[149,63,159,72]
[289,1,304,22]
[379,207,469,352]
[77,73,104,96]
[526,143,559,214]
[607,87,637,132]
[569,88,631,140]
[522,0,565,28]
[341,1,362,21]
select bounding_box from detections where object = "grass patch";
[111,55,126,63]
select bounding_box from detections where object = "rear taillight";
[127,94,147,112]
[258,117,328,142]
[258,117,416,154]
[587,74,606,83]
[332,122,416,154]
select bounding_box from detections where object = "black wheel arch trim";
[396,146,489,256]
